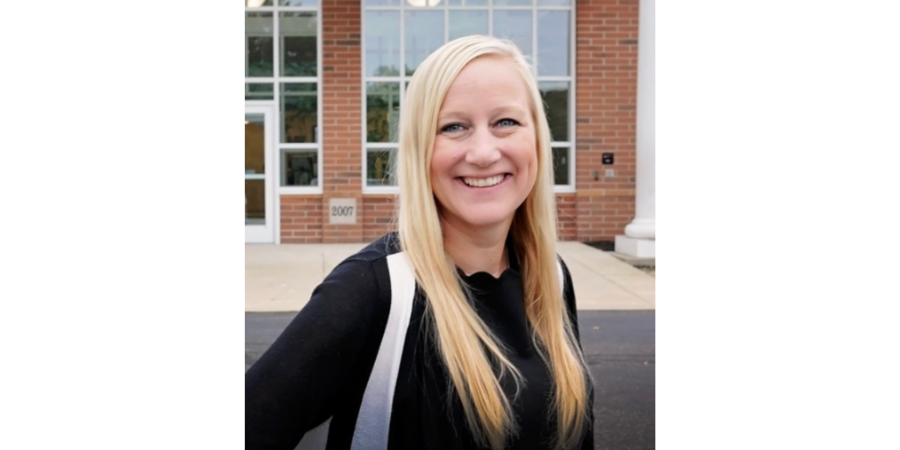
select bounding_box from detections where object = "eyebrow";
[437,105,528,122]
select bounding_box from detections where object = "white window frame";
[361,0,576,194]
[246,2,323,196]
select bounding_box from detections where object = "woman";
[246,35,594,450]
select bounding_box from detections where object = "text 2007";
[331,206,354,217]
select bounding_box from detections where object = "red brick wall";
[361,195,397,241]
[280,196,323,243]
[320,0,364,243]
[574,0,639,241]
[557,194,578,241]
[277,0,640,244]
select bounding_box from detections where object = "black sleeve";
[245,258,391,449]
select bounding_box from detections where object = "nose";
[465,128,502,167]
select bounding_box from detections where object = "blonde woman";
[246,35,594,450]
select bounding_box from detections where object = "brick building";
[245,0,654,256]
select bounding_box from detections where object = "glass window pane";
[280,12,317,77]
[246,83,274,100]
[540,81,569,142]
[281,83,318,143]
[367,82,401,143]
[279,0,318,6]
[552,147,569,185]
[246,12,274,77]
[245,114,266,225]
[537,11,569,76]
[364,0,400,5]
[449,11,488,41]
[246,180,266,224]
[447,0,462,5]
[538,0,570,4]
[494,0,531,5]
[281,151,319,186]
[246,114,266,176]
[246,0,273,6]
[366,11,401,77]
[367,149,397,186]
[493,11,532,61]
[464,0,488,5]
[404,11,444,76]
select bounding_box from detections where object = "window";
[246,1,322,192]
[362,0,574,191]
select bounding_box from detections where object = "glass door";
[245,104,276,243]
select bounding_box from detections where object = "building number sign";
[328,198,357,225]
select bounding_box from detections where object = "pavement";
[245,241,655,312]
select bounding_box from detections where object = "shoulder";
[312,232,403,313]
[322,232,401,284]
[343,231,402,265]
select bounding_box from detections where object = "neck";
[441,219,511,278]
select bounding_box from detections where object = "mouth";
[458,174,510,188]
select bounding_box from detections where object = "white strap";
[350,252,417,450]
[295,417,330,450]
[556,259,565,296]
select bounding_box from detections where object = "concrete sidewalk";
[246,242,655,312]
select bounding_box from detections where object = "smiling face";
[430,56,538,236]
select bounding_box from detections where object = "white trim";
[569,1,576,191]
[280,143,319,150]
[244,100,274,107]
[245,103,278,244]
[365,186,401,195]
[278,186,323,195]
[316,4,323,197]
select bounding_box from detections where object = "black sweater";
[245,234,594,449]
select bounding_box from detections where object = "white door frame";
[245,103,277,244]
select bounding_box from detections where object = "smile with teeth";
[461,174,507,188]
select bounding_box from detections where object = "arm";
[245,258,390,449]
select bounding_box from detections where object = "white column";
[616,0,655,258]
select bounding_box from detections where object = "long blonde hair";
[396,35,590,450]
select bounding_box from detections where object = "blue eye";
[440,123,465,133]
[497,118,520,127]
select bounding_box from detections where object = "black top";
[245,233,594,450]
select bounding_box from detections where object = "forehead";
[440,56,531,108]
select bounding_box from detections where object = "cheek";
[429,149,453,203]
[515,138,538,172]
[430,143,456,180]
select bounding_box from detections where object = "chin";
[456,207,518,229]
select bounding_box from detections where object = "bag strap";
[350,252,417,450]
